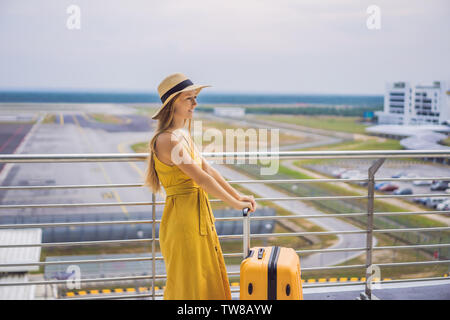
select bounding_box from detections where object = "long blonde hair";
[144,92,193,195]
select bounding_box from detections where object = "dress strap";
[157,130,195,160]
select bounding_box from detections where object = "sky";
[0,0,449,95]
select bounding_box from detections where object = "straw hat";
[151,73,211,120]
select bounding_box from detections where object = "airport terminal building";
[376,81,449,126]
[368,81,449,162]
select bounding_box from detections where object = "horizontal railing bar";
[2,211,449,231]
[5,243,449,268]
[223,247,369,257]
[301,264,367,272]
[5,243,447,268]
[2,230,365,248]
[0,220,155,229]
[239,213,369,220]
[0,256,162,268]
[0,215,356,230]
[3,271,447,289]
[373,243,450,250]
[0,154,146,163]
[191,150,450,159]
[0,275,155,287]
[373,226,450,234]
[0,239,153,249]
[101,267,340,278]
[2,193,448,209]
[60,293,156,300]
[0,196,368,210]
[375,193,449,199]
[374,276,450,284]
[4,224,450,249]
[302,276,450,289]
[228,177,450,184]
[60,293,160,300]
[375,177,450,182]
[218,230,368,240]
[0,150,448,163]
[374,210,450,216]
[302,281,365,288]
[0,179,366,190]
[218,211,450,220]
[0,183,144,190]
[6,225,450,249]
[2,176,449,191]
[0,201,164,209]
[296,247,368,255]
[2,210,449,232]
[374,260,450,268]
[230,178,368,183]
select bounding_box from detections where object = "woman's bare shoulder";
[155,131,182,157]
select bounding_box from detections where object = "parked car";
[413,197,428,205]
[393,188,413,195]
[341,170,361,179]
[391,172,406,179]
[379,183,399,192]
[425,197,447,209]
[345,173,368,186]
[436,200,450,211]
[375,182,389,190]
[413,180,433,186]
[430,181,450,191]
[332,168,348,178]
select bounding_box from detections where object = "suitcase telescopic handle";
[243,207,251,258]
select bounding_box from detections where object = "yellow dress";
[153,130,232,300]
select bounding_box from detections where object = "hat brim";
[151,84,211,120]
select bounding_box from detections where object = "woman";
[144,73,256,300]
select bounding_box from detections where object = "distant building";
[0,229,42,300]
[213,107,245,118]
[376,81,449,125]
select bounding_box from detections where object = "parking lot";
[305,159,450,210]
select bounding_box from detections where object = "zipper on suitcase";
[267,246,280,300]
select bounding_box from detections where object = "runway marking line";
[72,114,129,217]
[0,124,25,153]
[117,140,145,179]
[63,274,449,297]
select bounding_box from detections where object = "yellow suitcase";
[240,208,303,300]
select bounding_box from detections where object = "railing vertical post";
[151,192,156,300]
[362,158,385,300]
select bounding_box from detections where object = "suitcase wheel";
[248,283,253,295]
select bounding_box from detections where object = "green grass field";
[441,136,450,147]
[255,114,369,134]
[298,138,402,152]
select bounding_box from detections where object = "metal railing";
[0,150,449,300]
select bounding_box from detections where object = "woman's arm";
[201,157,256,212]
[201,157,241,199]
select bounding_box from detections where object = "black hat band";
[160,79,194,104]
